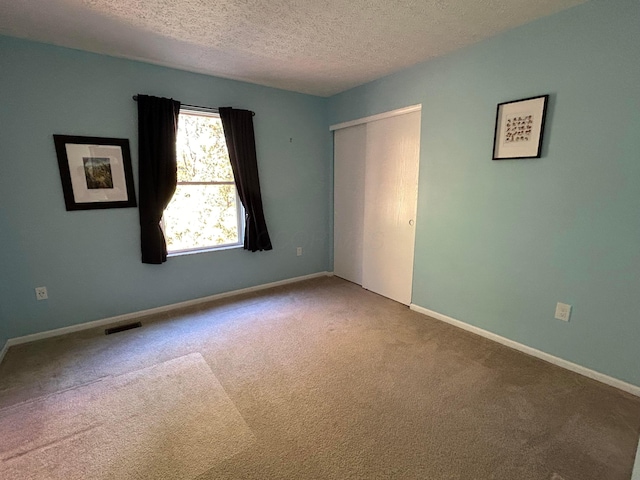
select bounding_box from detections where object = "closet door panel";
[362,111,421,305]
[333,124,366,285]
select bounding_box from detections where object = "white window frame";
[164,108,245,256]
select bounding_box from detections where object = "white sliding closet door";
[333,107,421,305]
[333,124,366,285]
[362,111,421,305]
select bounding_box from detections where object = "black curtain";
[219,107,273,252]
[137,95,181,264]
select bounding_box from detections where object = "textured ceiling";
[0,0,587,96]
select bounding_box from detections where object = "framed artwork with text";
[492,95,549,160]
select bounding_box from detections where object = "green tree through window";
[162,110,243,253]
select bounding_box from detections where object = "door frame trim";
[330,104,422,131]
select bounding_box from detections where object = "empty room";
[0,0,639,478]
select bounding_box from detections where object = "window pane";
[176,113,234,182]
[164,185,240,251]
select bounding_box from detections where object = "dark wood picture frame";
[53,135,137,210]
[492,94,549,160]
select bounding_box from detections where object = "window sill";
[168,243,244,258]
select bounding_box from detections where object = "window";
[162,109,243,254]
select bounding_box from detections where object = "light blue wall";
[329,0,640,387]
[0,36,331,342]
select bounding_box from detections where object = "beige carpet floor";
[0,353,254,479]
[0,276,639,479]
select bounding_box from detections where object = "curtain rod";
[132,95,255,116]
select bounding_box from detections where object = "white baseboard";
[410,304,640,397]
[0,341,8,365]
[1,272,332,359]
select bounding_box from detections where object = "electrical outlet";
[35,286,48,301]
[555,302,571,322]
[296,247,303,256]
